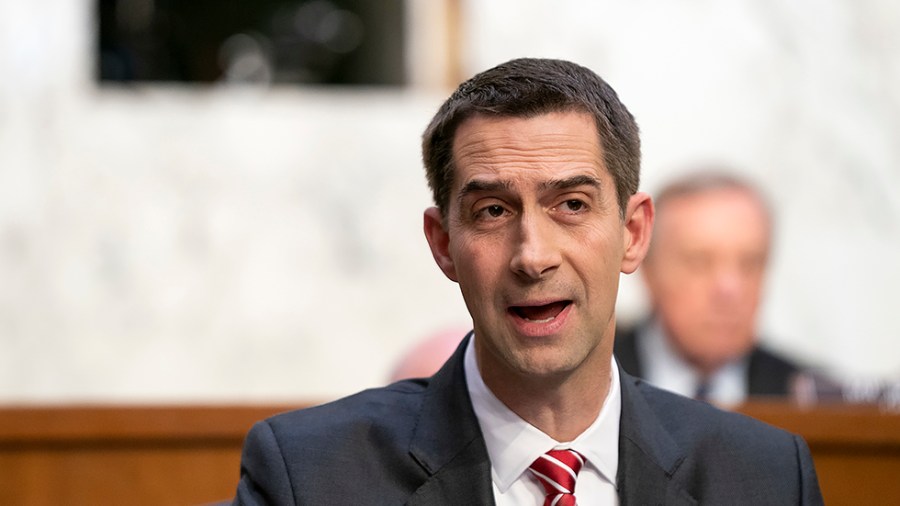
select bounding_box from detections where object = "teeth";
[525,316,555,323]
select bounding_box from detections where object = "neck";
[657,320,726,378]
[479,347,612,442]
[682,349,730,380]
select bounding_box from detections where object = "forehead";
[656,188,770,246]
[450,111,606,186]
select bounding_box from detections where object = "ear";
[423,207,459,282]
[621,192,654,274]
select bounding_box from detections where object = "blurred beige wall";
[0,0,897,402]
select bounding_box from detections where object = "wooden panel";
[0,444,239,505]
[0,404,302,506]
[0,405,300,442]
[1,402,898,505]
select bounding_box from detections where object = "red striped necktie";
[528,449,585,506]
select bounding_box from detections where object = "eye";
[556,199,588,214]
[473,203,510,221]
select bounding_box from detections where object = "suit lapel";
[402,338,701,505]
[405,439,493,506]
[617,368,697,506]
[406,333,495,506]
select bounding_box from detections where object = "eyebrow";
[540,175,602,191]
[457,179,512,204]
[456,175,602,206]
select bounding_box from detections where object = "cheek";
[658,275,709,314]
[659,295,691,320]
[451,235,504,280]
[738,290,763,317]
[575,226,623,270]
[744,276,766,300]
[654,266,691,294]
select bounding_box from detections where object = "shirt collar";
[639,317,749,405]
[463,335,621,492]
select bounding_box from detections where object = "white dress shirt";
[464,336,620,505]
[637,318,749,406]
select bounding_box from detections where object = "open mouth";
[509,301,572,323]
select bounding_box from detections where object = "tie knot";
[694,380,712,402]
[528,449,585,506]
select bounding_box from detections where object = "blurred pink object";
[390,327,470,381]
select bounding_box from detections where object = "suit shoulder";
[237,381,434,504]
[264,379,429,438]
[752,345,801,374]
[748,345,802,396]
[624,376,822,503]
[247,380,430,482]
[635,377,799,449]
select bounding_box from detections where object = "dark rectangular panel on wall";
[98,0,406,85]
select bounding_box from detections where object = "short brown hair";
[653,170,771,218]
[422,58,641,218]
[648,169,773,260]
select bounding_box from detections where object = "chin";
[508,353,576,378]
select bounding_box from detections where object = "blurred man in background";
[615,171,801,405]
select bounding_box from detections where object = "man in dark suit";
[615,172,802,405]
[615,324,799,401]
[233,58,822,504]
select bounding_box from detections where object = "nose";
[509,212,562,280]
[711,264,746,304]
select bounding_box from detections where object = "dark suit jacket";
[615,323,800,397]
[234,335,822,505]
